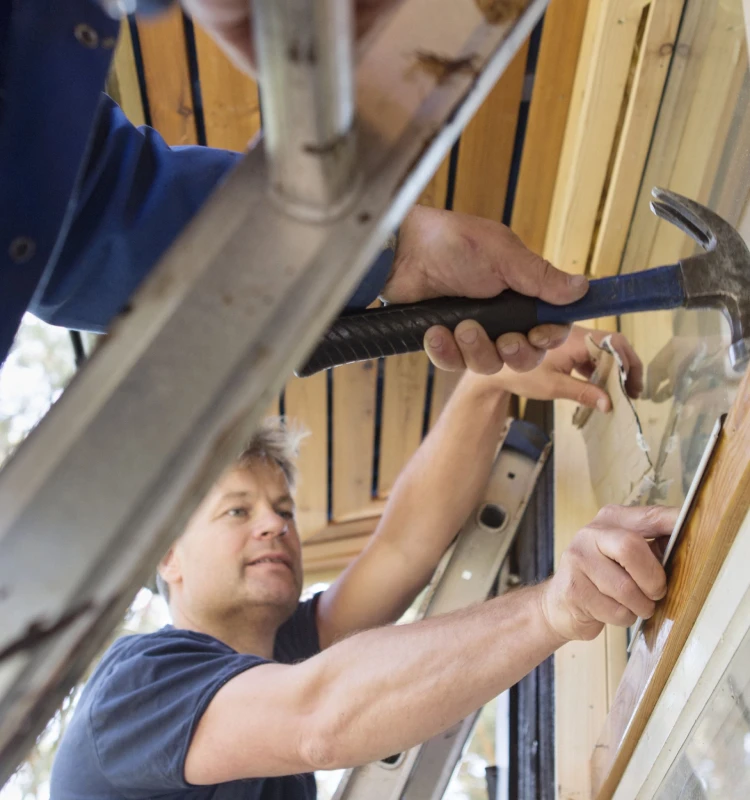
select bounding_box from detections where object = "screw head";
[9,237,36,264]
[74,23,99,48]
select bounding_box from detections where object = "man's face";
[163,460,304,622]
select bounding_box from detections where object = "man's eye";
[226,507,249,518]
[278,510,295,520]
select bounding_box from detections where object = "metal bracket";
[332,420,551,800]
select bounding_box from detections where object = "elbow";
[297,697,355,772]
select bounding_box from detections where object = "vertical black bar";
[181,12,207,146]
[126,15,153,127]
[69,331,86,369]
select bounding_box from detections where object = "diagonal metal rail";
[0,0,548,781]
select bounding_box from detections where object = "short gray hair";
[155,417,307,603]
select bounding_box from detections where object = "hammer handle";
[297,264,685,376]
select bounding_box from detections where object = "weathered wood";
[451,40,529,221]
[136,6,198,145]
[592,366,750,799]
[108,20,146,127]
[544,0,647,273]
[589,0,686,278]
[193,24,262,150]
[332,362,379,521]
[511,0,590,254]
[285,373,329,541]
[303,522,380,573]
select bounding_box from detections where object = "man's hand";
[463,325,644,410]
[382,207,589,375]
[540,505,676,642]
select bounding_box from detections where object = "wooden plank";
[377,353,430,497]
[136,6,198,146]
[544,0,647,273]
[589,0,686,278]
[285,373,329,541]
[451,40,529,221]
[332,361,379,521]
[193,24,262,150]
[108,20,146,127]
[417,156,451,210]
[303,523,379,573]
[592,367,750,799]
[511,0,590,254]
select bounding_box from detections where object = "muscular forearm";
[303,584,562,769]
[377,377,510,573]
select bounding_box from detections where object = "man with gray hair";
[51,326,673,800]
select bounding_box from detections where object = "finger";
[582,549,657,619]
[424,326,465,372]
[498,245,590,305]
[494,334,545,373]
[593,504,679,537]
[574,572,638,629]
[454,321,505,375]
[527,324,571,351]
[594,527,668,602]
[609,333,644,398]
[553,375,611,412]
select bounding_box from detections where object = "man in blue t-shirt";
[50,326,676,800]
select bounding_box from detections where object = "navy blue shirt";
[0,1,391,366]
[51,594,322,799]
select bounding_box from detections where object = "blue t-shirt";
[51,595,322,799]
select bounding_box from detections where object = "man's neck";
[170,605,281,658]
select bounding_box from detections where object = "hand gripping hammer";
[297,188,750,376]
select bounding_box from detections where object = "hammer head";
[650,187,750,370]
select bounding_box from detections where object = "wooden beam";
[511,0,590,254]
[192,24,262,150]
[332,361,378,521]
[285,373,329,541]
[544,0,647,273]
[592,367,750,799]
[136,6,198,146]
[108,20,146,127]
[589,0,686,278]
[451,40,529,221]
[303,519,380,573]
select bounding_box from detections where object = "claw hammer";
[297,188,750,376]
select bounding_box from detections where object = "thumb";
[498,237,589,305]
[555,375,611,412]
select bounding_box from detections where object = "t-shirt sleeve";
[89,631,268,796]
[274,592,323,664]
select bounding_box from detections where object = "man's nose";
[252,508,288,539]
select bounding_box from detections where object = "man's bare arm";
[185,505,675,784]
[316,378,511,647]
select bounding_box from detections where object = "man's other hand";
[540,505,677,642]
[382,206,589,375]
[462,325,643,409]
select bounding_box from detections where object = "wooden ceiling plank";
[285,373,329,541]
[108,20,146,127]
[451,39,529,222]
[193,23,262,151]
[592,367,750,799]
[511,0,590,254]
[136,6,198,146]
[332,361,379,521]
